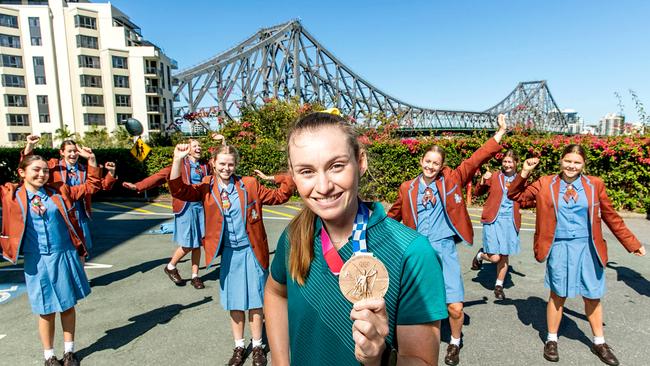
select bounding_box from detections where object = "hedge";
[1,133,648,212]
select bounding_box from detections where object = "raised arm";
[254,171,296,205]
[507,158,541,203]
[474,170,492,197]
[122,166,172,192]
[67,148,102,201]
[100,161,117,190]
[168,144,204,202]
[23,134,40,157]
[454,114,507,186]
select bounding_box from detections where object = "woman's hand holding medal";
[350,298,389,366]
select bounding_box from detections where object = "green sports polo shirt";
[270,202,448,366]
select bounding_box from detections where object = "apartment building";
[0,0,176,146]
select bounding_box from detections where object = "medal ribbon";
[321,201,369,275]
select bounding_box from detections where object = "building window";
[83,113,105,126]
[37,95,49,122]
[116,113,132,123]
[167,65,171,91]
[4,94,27,107]
[28,17,41,46]
[112,55,127,69]
[81,94,103,107]
[1,74,25,87]
[0,14,18,28]
[148,114,161,130]
[0,54,22,68]
[115,94,131,107]
[78,55,100,68]
[33,56,46,84]
[74,15,96,29]
[80,74,102,87]
[8,133,29,142]
[0,34,20,48]
[6,114,29,126]
[76,34,98,49]
[113,75,129,88]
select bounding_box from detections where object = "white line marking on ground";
[84,263,113,269]
[0,335,6,340]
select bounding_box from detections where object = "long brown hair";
[18,155,48,181]
[286,112,360,285]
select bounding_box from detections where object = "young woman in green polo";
[264,111,449,365]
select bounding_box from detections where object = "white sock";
[252,338,263,348]
[593,336,605,345]
[495,279,504,287]
[166,263,176,270]
[235,338,245,348]
[64,341,74,353]
[191,273,198,279]
[476,251,483,261]
[547,333,558,342]
[450,336,461,346]
[44,349,55,360]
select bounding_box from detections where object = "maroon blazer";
[388,137,503,245]
[132,158,209,214]
[20,151,116,218]
[474,170,533,232]
[1,166,102,263]
[507,174,642,265]
[169,174,295,270]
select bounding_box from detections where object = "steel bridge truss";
[171,20,567,133]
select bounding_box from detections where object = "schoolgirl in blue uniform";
[1,151,108,366]
[169,144,295,366]
[22,135,117,258]
[122,139,211,289]
[471,150,529,300]
[508,145,645,365]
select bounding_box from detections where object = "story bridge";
[171,20,567,133]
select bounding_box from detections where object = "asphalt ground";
[1,201,649,365]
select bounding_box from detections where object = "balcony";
[147,105,164,113]
[144,66,157,74]
[145,85,162,94]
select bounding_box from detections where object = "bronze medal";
[339,253,389,303]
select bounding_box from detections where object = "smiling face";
[288,126,366,226]
[212,153,236,183]
[420,151,444,180]
[502,156,516,175]
[19,159,49,190]
[560,152,585,180]
[188,140,202,160]
[60,143,79,165]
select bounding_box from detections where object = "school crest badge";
[454,193,462,204]
[251,208,258,220]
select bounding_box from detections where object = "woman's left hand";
[633,246,646,256]
[254,169,275,182]
[350,298,389,366]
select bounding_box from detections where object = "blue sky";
[108,0,650,125]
